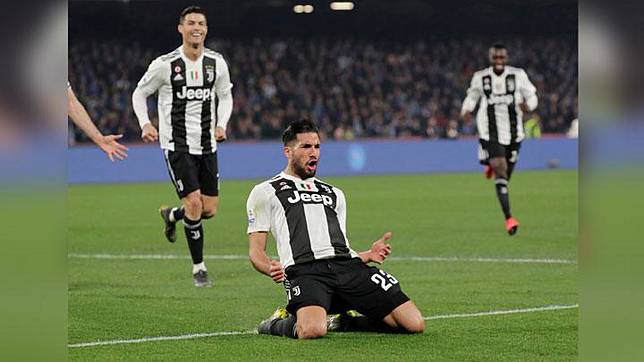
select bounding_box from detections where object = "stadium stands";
[68,36,577,144]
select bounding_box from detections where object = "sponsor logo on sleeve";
[247,209,256,224]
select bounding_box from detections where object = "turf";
[68,169,577,361]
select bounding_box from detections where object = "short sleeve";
[246,185,271,234]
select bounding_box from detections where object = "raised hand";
[98,134,129,161]
[369,232,393,264]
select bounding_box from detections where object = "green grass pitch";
[68,169,577,361]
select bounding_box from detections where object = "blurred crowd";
[68,36,577,144]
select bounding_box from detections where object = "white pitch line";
[68,253,576,265]
[424,304,578,320]
[68,304,578,349]
[68,330,256,348]
[68,253,243,260]
[388,256,577,264]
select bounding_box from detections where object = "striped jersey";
[246,172,360,269]
[461,66,538,145]
[134,46,233,154]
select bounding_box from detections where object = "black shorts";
[478,140,521,165]
[163,150,219,199]
[283,258,410,321]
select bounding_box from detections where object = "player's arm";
[248,232,284,283]
[518,69,538,113]
[132,58,165,143]
[247,186,283,282]
[213,56,233,142]
[68,86,128,161]
[461,73,483,123]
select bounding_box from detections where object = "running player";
[461,44,538,235]
[132,6,233,286]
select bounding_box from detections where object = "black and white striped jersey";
[461,66,538,145]
[246,172,360,269]
[133,46,233,155]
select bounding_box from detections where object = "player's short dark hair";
[180,6,207,24]
[282,119,320,146]
[490,43,507,51]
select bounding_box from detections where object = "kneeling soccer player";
[246,119,424,339]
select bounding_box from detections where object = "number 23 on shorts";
[371,270,399,291]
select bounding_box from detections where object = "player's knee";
[201,205,217,219]
[491,164,508,179]
[297,322,327,339]
[183,193,203,214]
[490,159,505,169]
[404,317,425,334]
[394,303,425,334]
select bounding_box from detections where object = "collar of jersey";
[279,171,316,183]
[489,66,508,77]
[178,45,204,63]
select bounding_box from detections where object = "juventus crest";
[507,78,515,92]
[206,65,215,82]
[483,77,491,91]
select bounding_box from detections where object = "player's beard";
[291,160,316,179]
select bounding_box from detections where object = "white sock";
[193,262,206,274]
[169,207,178,222]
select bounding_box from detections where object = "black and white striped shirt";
[461,66,538,145]
[247,172,360,268]
[133,46,233,155]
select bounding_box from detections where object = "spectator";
[69,36,577,143]
[524,113,542,138]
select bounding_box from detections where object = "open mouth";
[307,160,318,172]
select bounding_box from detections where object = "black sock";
[342,315,401,333]
[172,206,185,222]
[507,163,516,181]
[269,315,298,338]
[495,178,512,219]
[183,217,204,264]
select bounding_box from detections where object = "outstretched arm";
[68,87,128,161]
[358,232,393,264]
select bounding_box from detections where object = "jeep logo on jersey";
[287,191,333,206]
[487,94,515,105]
[176,86,212,101]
